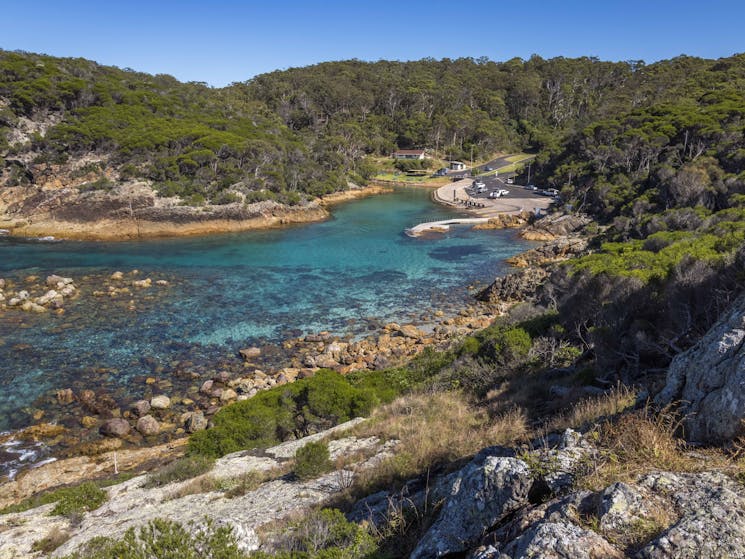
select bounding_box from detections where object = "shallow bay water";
[0,187,531,434]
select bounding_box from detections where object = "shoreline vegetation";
[0,184,395,242]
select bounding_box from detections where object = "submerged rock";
[100,418,130,438]
[239,347,262,360]
[46,274,73,287]
[131,400,151,417]
[136,415,160,436]
[150,395,171,410]
[55,388,74,405]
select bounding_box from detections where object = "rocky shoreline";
[0,210,594,501]
[0,183,392,241]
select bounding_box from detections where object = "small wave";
[0,436,56,480]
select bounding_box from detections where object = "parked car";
[546,188,559,196]
[484,165,493,171]
[488,189,509,198]
[434,168,448,176]
[526,184,537,190]
[506,177,514,184]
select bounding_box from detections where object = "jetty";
[405,217,489,237]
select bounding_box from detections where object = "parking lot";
[435,175,555,217]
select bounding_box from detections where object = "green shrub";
[51,482,107,516]
[212,190,241,205]
[517,311,561,337]
[459,336,480,355]
[348,347,455,403]
[294,441,333,480]
[61,518,245,559]
[477,325,532,366]
[143,455,215,488]
[78,176,114,192]
[393,158,428,171]
[188,370,378,458]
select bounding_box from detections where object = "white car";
[489,189,510,198]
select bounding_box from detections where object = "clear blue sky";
[2,0,743,87]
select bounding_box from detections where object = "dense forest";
[2,50,743,207]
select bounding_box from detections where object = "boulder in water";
[136,415,160,436]
[150,395,171,410]
[100,418,131,438]
[131,400,151,417]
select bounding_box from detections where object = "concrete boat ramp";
[405,217,489,237]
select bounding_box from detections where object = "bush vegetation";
[294,441,333,480]
[50,481,108,517]
[143,455,215,488]
[0,480,108,516]
[253,508,377,559]
[188,346,467,459]
[61,518,245,559]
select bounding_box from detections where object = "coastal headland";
[0,183,394,241]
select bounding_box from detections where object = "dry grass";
[222,471,267,498]
[577,405,735,490]
[165,468,278,501]
[31,526,70,554]
[165,474,220,500]
[351,391,529,493]
[544,384,637,434]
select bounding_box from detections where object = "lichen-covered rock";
[410,455,531,558]
[499,521,622,559]
[636,471,745,559]
[536,429,596,494]
[655,293,745,442]
[520,213,592,241]
[596,482,651,533]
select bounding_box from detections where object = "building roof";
[393,149,426,155]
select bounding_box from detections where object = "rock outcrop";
[520,212,592,241]
[655,293,745,442]
[476,267,549,305]
[411,455,531,558]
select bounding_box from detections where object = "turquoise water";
[0,187,529,432]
